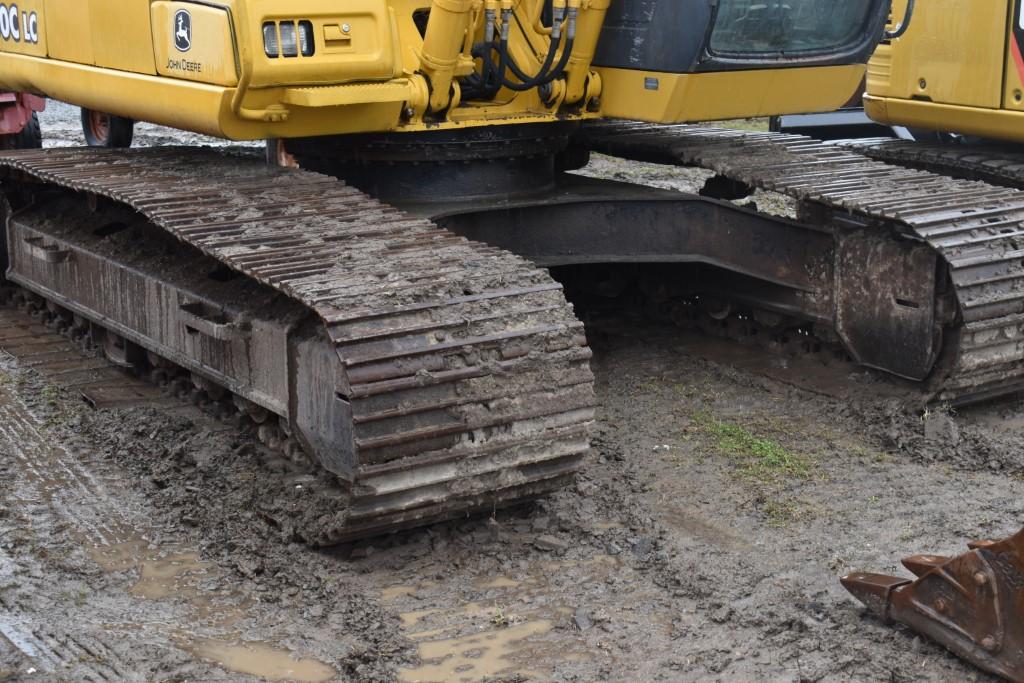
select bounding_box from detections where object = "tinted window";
[710,1,877,55]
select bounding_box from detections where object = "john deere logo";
[174,9,192,52]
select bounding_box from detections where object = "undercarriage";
[6,123,1024,544]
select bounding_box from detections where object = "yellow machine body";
[0,1,879,140]
[866,0,1024,141]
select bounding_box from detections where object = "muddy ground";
[1,102,1021,682]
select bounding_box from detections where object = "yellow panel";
[90,0,155,73]
[595,66,866,124]
[43,0,92,64]
[877,0,1008,109]
[0,50,407,139]
[389,0,428,75]
[248,0,401,88]
[866,94,1024,143]
[152,2,238,87]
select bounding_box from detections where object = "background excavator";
[0,1,1022,679]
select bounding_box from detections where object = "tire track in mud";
[0,380,146,681]
[0,361,339,682]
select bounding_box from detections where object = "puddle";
[399,620,552,683]
[401,609,441,629]
[90,541,212,600]
[381,585,417,601]
[393,557,625,681]
[407,628,448,640]
[476,577,521,590]
[381,580,438,601]
[185,637,337,683]
[131,552,211,599]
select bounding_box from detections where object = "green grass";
[693,411,812,483]
[682,411,822,527]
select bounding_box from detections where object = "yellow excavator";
[0,0,900,542]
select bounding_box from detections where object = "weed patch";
[691,412,813,484]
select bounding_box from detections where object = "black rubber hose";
[463,5,573,97]
[499,10,575,90]
[884,0,915,40]
[500,15,564,88]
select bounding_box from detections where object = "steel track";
[0,146,595,544]
[836,137,1024,191]
[579,122,1024,405]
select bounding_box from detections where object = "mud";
[0,102,1018,682]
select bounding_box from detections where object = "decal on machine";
[168,8,203,75]
[0,4,40,44]
[174,9,192,52]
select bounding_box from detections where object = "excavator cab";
[593,0,891,122]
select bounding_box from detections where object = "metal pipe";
[563,0,608,104]
[420,0,475,112]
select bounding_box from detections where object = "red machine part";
[0,92,44,136]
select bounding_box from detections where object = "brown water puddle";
[381,580,439,602]
[394,555,625,682]
[184,637,337,683]
[399,620,552,683]
[91,540,212,600]
[475,577,522,590]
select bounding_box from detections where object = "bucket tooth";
[840,572,910,620]
[901,554,950,577]
[843,530,1024,682]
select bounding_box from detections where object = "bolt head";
[934,598,948,614]
[974,571,989,587]
[982,636,998,652]
[342,23,351,33]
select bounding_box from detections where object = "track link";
[578,122,1024,405]
[0,146,595,544]
[836,138,1024,191]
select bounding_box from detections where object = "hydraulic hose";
[884,0,915,40]
[493,6,575,92]
[463,2,575,98]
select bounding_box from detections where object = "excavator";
[0,0,904,541]
[0,1,1021,678]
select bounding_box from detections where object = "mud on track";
[0,102,1021,682]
